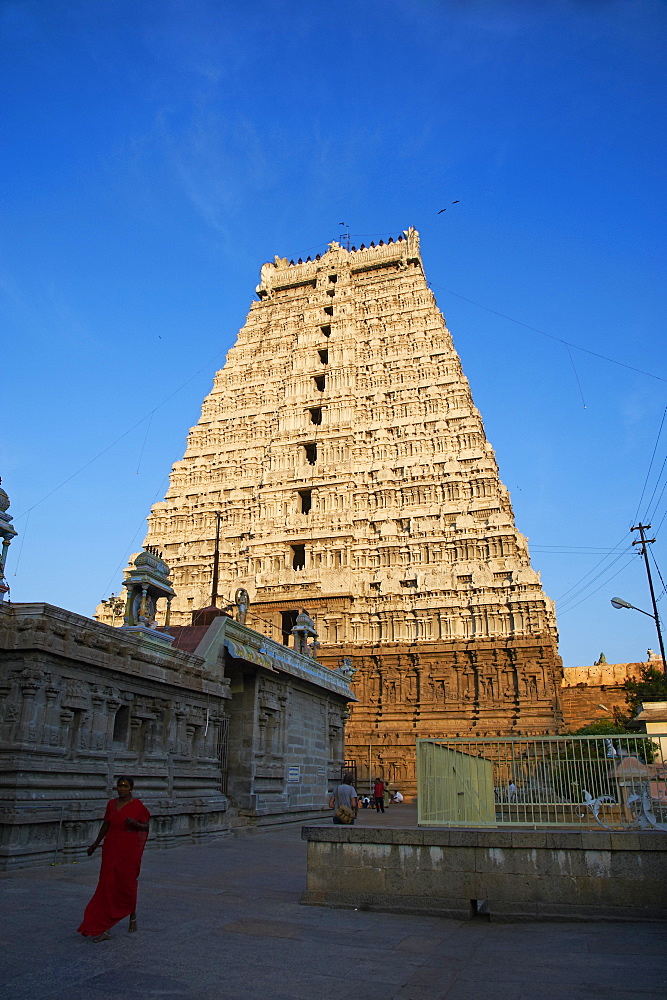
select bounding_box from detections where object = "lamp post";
[610,597,666,675]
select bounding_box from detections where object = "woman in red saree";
[78,776,150,942]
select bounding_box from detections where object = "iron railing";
[416,735,667,831]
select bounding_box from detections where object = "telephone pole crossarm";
[631,523,666,675]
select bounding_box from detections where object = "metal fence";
[416,735,667,831]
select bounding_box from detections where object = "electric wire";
[633,406,667,524]
[565,344,587,409]
[556,545,635,612]
[14,347,229,522]
[557,556,638,616]
[531,546,631,555]
[11,510,29,578]
[553,532,632,603]
[643,455,667,525]
[655,506,667,538]
[649,547,667,605]
[427,280,666,384]
[98,475,170,601]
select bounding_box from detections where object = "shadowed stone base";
[301,825,667,922]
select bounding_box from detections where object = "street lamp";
[610,597,666,675]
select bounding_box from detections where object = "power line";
[427,281,666,384]
[554,533,632,603]
[633,406,667,524]
[643,458,667,525]
[557,556,637,616]
[557,547,635,613]
[649,546,667,605]
[530,543,626,555]
[98,475,170,600]
[14,347,229,522]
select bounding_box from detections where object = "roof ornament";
[235,587,249,625]
[291,609,317,656]
[120,547,175,642]
[0,478,18,602]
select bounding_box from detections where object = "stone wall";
[0,605,354,868]
[301,826,667,921]
[0,603,230,870]
[198,617,352,826]
[560,662,647,731]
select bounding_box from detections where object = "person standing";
[373,776,385,813]
[329,773,358,825]
[78,776,150,942]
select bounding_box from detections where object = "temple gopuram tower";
[138,228,562,793]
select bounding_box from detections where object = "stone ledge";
[301,826,667,922]
[302,826,666,850]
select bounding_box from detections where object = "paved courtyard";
[1,805,665,1000]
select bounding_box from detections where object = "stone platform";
[1,808,666,1000]
[302,819,667,922]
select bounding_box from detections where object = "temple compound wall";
[560,659,649,731]
[0,603,352,870]
[103,228,562,796]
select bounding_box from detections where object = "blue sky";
[3,0,666,667]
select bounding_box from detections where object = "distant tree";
[563,718,629,737]
[624,665,667,716]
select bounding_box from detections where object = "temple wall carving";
[0,603,230,869]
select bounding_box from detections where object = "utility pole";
[631,523,667,675]
[210,511,222,607]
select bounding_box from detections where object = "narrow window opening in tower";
[314,375,325,392]
[304,442,317,464]
[328,274,337,283]
[324,306,333,316]
[299,489,312,514]
[291,544,305,571]
[309,407,322,425]
[320,325,331,337]
[318,349,329,364]
[327,289,335,297]
[281,609,299,645]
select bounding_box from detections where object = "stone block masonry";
[0,603,230,869]
[301,826,667,922]
[0,603,354,869]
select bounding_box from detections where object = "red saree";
[78,798,150,937]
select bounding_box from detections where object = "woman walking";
[78,776,150,942]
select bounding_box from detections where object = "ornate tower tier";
[132,228,562,792]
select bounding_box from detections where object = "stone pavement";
[1,804,665,1000]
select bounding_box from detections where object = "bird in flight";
[438,200,460,214]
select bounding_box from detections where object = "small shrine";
[0,478,18,602]
[291,610,318,656]
[121,545,175,641]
